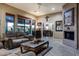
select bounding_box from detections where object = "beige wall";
[0,4,63,39]
[37,12,64,39]
[0,4,36,39]
[63,3,77,48]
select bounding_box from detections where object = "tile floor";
[1,37,79,56]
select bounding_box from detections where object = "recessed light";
[52,8,55,10]
[36,11,40,13]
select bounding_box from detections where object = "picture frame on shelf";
[64,8,74,26]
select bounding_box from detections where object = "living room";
[0,3,79,56]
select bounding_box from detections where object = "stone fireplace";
[64,31,74,40]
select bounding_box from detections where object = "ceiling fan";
[34,3,42,13]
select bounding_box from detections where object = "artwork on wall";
[55,21,63,31]
[37,22,42,26]
[64,8,74,26]
[36,22,42,30]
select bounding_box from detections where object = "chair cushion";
[21,38,29,42]
[13,39,23,43]
[15,32,25,37]
[6,32,16,37]
[13,38,29,43]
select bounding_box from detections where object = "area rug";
[15,47,52,56]
[38,47,52,56]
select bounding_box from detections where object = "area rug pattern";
[15,47,52,56]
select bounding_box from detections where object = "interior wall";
[0,3,36,39]
[77,4,79,49]
[37,12,64,39]
[63,3,77,48]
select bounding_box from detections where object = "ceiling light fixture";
[52,8,55,10]
[35,3,42,14]
[36,11,40,13]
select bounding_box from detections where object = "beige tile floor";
[1,37,79,56]
[44,37,75,56]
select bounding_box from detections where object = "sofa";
[0,42,3,49]
[0,41,36,56]
[0,42,11,56]
[2,32,33,49]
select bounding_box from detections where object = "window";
[17,18,25,32]
[16,15,32,35]
[25,19,31,34]
[6,13,15,33]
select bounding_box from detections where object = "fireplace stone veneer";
[63,31,75,48]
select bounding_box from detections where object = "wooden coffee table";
[20,40,49,55]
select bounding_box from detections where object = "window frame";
[6,13,15,33]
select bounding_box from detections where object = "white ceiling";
[7,3,64,16]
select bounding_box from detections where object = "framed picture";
[37,22,42,26]
[64,8,74,26]
[55,21,63,31]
